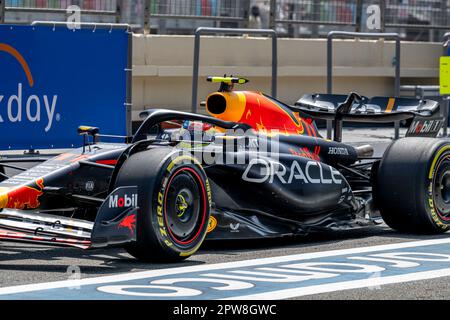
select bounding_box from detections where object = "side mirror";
[77,126,99,136]
[78,126,99,151]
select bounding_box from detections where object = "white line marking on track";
[90,254,122,260]
[1,238,450,296]
[225,268,450,300]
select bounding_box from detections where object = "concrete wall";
[132,34,441,120]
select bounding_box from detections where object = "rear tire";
[376,137,450,234]
[114,147,211,262]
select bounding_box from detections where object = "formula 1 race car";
[0,76,448,262]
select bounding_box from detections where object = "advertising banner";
[0,25,130,150]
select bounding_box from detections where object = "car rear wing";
[294,93,444,141]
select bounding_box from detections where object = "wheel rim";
[433,155,450,221]
[440,172,450,204]
[164,167,207,245]
[175,192,191,221]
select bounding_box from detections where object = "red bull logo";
[0,178,44,210]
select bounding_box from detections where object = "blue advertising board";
[0,25,130,150]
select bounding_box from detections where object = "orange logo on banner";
[0,43,34,87]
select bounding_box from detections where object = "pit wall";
[132,34,441,120]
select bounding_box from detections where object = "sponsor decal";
[205,179,212,208]
[230,223,240,233]
[85,181,95,192]
[207,216,217,233]
[328,147,349,156]
[108,193,138,209]
[118,214,137,235]
[242,158,342,185]
[0,44,59,132]
[407,119,443,136]
[157,190,172,248]
[0,178,44,210]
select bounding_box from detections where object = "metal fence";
[383,0,450,42]
[385,0,448,29]
[271,0,450,39]
[1,0,450,41]
[3,0,119,24]
[271,0,359,37]
[5,0,117,10]
[150,0,247,21]
[273,1,358,26]
[148,0,250,34]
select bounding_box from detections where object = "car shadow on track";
[202,226,450,251]
[202,227,390,251]
[0,243,206,275]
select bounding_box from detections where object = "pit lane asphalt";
[2,127,450,300]
[2,227,450,299]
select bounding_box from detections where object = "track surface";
[2,127,450,300]
[1,228,450,299]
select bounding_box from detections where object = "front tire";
[376,137,450,234]
[114,147,211,262]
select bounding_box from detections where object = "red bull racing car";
[0,76,448,262]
